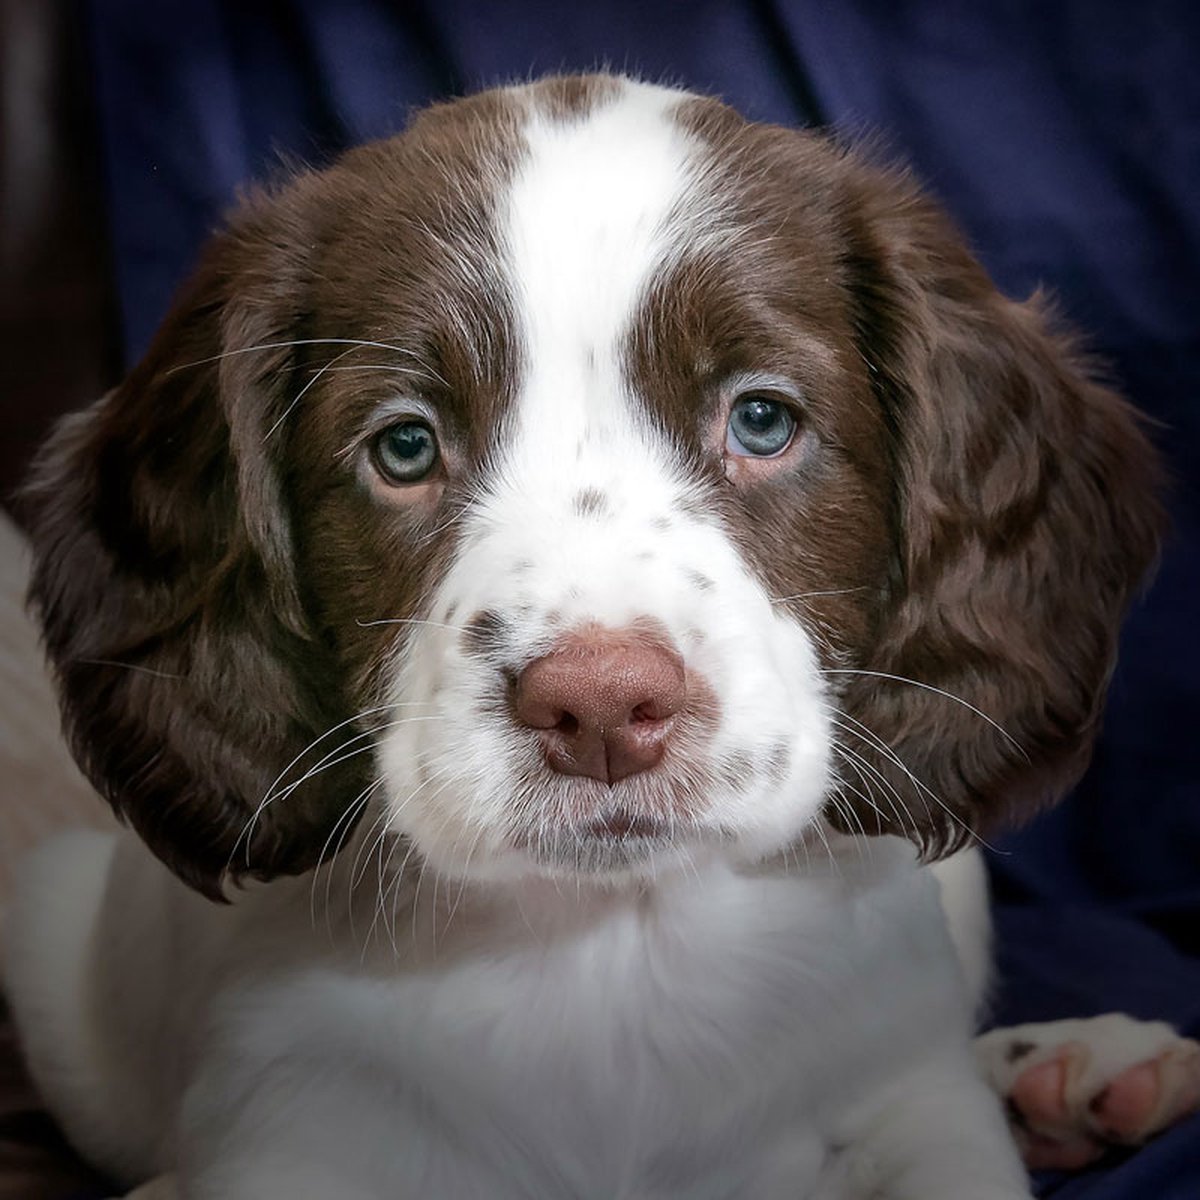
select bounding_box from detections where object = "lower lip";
[586,811,665,840]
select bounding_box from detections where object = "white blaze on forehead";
[502,80,696,465]
[381,81,834,877]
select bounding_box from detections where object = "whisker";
[770,587,870,603]
[344,807,396,944]
[827,718,919,835]
[166,337,431,375]
[364,761,461,953]
[369,769,460,956]
[829,737,906,833]
[310,779,382,936]
[373,825,416,960]
[410,857,430,953]
[307,364,426,376]
[823,784,871,854]
[250,704,415,831]
[263,344,361,442]
[365,818,406,957]
[266,726,393,809]
[263,716,440,810]
[442,795,494,939]
[809,816,839,875]
[231,703,432,873]
[417,501,474,547]
[392,836,425,950]
[355,616,460,632]
[820,668,1029,762]
[77,658,184,681]
[249,716,441,871]
[831,711,936,817]
[831,708,1003,853]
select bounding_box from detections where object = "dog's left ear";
[25,176,370,899]
[830,159,1166,854]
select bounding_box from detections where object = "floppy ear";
[25,182,369,899]
[829,165,1165,855]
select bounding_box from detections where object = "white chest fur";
[171,838,973,1198]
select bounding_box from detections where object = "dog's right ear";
[25,179,369,900]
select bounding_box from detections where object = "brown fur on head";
[24,77,1165,899]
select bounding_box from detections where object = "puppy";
[4,74,1190,1198]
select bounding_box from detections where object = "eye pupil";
[726,394,797,458]
[388,426,428,460]
[740,399,777,433]
[373,421,438,483]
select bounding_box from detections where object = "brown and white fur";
[4,75,1195,1199]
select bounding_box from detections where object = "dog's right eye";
[371,421,439,484]
[726,395,797,458]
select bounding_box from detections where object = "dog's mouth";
[512,807,680,874]
[586,808,666,840]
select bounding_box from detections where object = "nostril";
[556,711,580,737]
[630,700,670,724]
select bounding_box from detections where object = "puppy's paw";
[975,1013,1200,1171]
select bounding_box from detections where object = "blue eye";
[725,395,797,458]
[372,421,438,483]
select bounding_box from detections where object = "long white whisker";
[307,364,426,375]
[829,737,904,830]
[323,777,398,935]
[770,587,870,603]
[820,668,1029,761]
[309,780,381,935]
[263,344,361,442]
[822,781,871,855]
[827,716,920,833]
[809,816,839,875]
[831,711,938,822]
[76,658,184,680]
[355,616,460,632]
[417,502,473,548]
[372,825,415,960]
[362,761,460,954]
[239,702,421,862]
[264,716,441,810]
[832,709,1001,852]
[344,806,397,945]
[166,337,430,374]
[234,708,440,873]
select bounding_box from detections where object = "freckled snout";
[514,628,686,784]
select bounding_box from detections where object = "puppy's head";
[28,76,1163,898]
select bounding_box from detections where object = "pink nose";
[514,628,686,784]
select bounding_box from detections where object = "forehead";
[304,76,863,452]
[504,77,701,374]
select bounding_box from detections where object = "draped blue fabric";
[81,2,1200,1193]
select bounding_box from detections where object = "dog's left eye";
[725,395,797,458]
[371,420,439,484]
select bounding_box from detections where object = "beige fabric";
[0,510,111,908]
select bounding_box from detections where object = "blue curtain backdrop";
[81,3,1200,1194]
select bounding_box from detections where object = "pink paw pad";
[1089,1043,1200,1144]
[1008,1046,1106,1170]
[976,1015,1200,1172]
